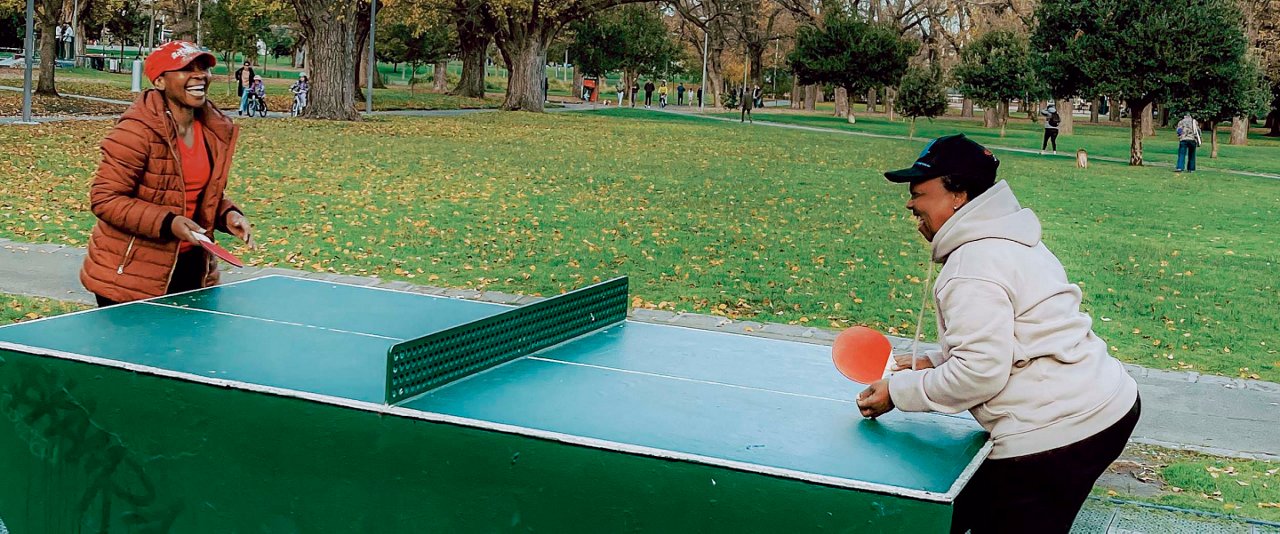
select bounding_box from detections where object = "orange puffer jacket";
[80,90,241,303]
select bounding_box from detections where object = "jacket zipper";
[116,236,137,274]
[163,110,188,285]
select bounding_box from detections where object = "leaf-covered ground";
[0,293,88,324]
[1097,444,1280,523]
[1,108,1277,381]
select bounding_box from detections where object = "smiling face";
[154,57,213,109]
[906,177,969,242]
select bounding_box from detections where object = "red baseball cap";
[144,41,216,83]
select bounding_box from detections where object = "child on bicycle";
[248,75,266,113]
[290,73,310,115]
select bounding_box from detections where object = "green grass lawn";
[1,107,1278,382]
[0,293,87,324]
[717,110,1280,176]
[1097,444,1280,523]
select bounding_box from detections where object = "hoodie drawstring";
[909,259,936,370]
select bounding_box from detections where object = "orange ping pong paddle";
[192,233,245,268]
[831,326,893,384]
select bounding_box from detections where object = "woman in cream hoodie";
[856,134,1140,533]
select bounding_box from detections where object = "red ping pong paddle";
[192,233,245,268]
[831,326,892,384]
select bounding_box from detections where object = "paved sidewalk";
[2,85,609,124]
[2,237,1277,461]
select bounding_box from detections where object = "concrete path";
[2,237,1277,461]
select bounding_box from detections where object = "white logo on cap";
[169,42,206,61]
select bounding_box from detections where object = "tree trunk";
[572,69,584,101]
[999,101,1008,138]
[1268,110,1280,137]
[37,11,59,96]
[983,107,997,128]
[75,20,87,65]
[291,0,360,120]
[866,87,877,113]
[1229,116,1248,145]
[1109,98,1122,122]
[885,88,896,121]
[1209,121,1219,158]
[961,98,973,118]
[909,117,916,139]
[1090,98,1100,123]
[804,84,817,111]
[454,30,489,98]
[433,60,449,92]
[495,30,549,112]
[1056,98,1073,135]
[834,87,849,118]
[790,74,801,109]
[1141,102,1154,136]
[1129,102,1147,165]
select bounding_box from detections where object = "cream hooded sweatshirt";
[888,181,1138,459]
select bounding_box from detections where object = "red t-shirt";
[177,121,211,252]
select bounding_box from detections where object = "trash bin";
[89,55,105,71]
[582,78,598,102]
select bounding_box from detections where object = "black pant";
[95,248,207,307]
[1042,129,1059,151]
[951,395,1141,534]
[644,91,653,106]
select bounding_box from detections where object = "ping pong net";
[385,276,629,404]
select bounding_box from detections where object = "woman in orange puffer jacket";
[80,41,254,306]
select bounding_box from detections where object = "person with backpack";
[1040,103,1061,154]
[676,83,685,106]
[1175,114,1202,172]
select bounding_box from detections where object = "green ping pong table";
[0,275,989,532]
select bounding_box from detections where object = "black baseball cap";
[884,134,1000,184]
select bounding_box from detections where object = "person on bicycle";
[248,75,266,113]
[290,73,310,115]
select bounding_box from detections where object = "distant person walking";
[55,24,64,59]
[752,85,762,108]
[740,86,754,123]
[630,82,639,107]
[697,86,703,107]
[61,23,74,61]
[617,85,625,107]
[677,83,685,106]
[1175,114,1202,172]
[234,61,255,116]
[643,80,655,108]
[1040,103,1061,154]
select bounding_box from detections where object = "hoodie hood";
[930,180,1041,262]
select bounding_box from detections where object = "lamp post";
[699,25,708,111]
[21,0,34,123]
[71,0,80,67]
[366,0,376,114]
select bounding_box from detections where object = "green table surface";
[0,275,988,499]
